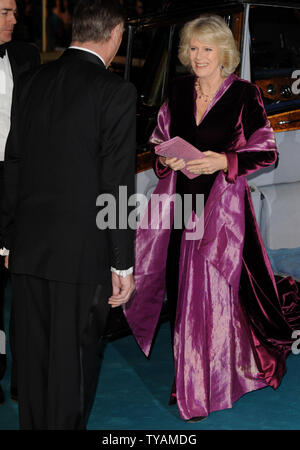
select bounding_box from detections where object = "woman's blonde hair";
[178,14,240,77]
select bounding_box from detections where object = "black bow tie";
[0,44,7,58]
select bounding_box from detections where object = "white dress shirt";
[0,50,13,257]
[0,50,13,162]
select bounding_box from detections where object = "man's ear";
[111,22,123,41]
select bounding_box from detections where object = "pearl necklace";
[195,78,217,103]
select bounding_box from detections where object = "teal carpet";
[1,284,300,430]
[267,247,300,281]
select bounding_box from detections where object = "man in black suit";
[1,0,136,429]
[0,0,40,405]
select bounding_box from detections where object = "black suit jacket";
[1,49,137,284]
[6,40,40,81]
[0,40,40,234]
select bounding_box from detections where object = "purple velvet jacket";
[124,74,300,416]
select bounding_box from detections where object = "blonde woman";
[125,14,299,422]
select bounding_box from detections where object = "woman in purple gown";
[124,14,300,421]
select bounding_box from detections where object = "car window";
[132,26,171,107]
[128,25,171,152]
[249,5,300,114]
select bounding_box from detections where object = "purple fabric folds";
[278,277,300,329]
[124,171,176,357]
[174,244,267,418]
[124,74,300,420]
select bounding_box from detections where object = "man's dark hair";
[72,0,126,43]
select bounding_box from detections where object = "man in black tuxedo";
[1,0,136,429]
[0,0,40,405]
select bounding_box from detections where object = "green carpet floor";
[1,285,300,430]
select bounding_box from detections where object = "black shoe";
[10,386,18,402]
[0,383,5,405]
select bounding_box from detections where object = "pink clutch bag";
[155,136,205,179]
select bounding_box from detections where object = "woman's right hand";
[159,156,186,171]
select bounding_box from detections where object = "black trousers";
[0,163,6,379]
[11,274,112,430]
[0,163,17,388]
[0,255,8,381]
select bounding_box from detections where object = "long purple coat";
[124,74,300,419]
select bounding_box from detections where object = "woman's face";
[189,36,222,80]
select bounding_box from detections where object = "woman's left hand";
[186,151,227,175]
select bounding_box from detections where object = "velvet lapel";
[194,72,237,126]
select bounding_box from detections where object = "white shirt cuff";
[0,247,9,256]
[111,266,133,278]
